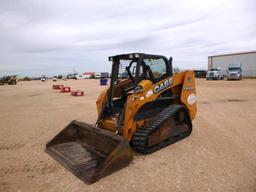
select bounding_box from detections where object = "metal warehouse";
[208,51,256,78]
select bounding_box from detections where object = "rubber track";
[131,104,192,154]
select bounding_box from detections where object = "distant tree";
[57,75,63,79]
[23,77,31,81]
[173,67,181,74]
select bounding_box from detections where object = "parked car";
[95,73,101,79]
[67,73,78,79]
[41,77,46,81]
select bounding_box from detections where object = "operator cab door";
[141,57,171,83]
[110,60,140,114]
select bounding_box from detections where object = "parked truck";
[227,63,242,80]
[194,70,207,78]
[206,67,223,80]
[94,72,101,79]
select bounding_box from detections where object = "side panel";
[121,71,197,141]
[180,71,197,120]
[96,88,108,115]
[134,99,172,121]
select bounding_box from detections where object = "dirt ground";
[0,79,256,192]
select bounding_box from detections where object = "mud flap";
[45,120,133,184]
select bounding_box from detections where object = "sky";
[0,0,255,77]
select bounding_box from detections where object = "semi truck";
[206,67,223,80]
[227,63,242,80]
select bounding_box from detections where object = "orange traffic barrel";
[71,90,84,96]
[52,84,64,89]
[61,87,71,93]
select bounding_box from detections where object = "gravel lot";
[0,79,256,192]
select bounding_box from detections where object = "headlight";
[129,54,133,59]
[134,53,140,58]
[187,93,197,105]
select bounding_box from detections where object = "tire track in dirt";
[0,162,60,178]
[0,143,25,151]
[0,181,11,192]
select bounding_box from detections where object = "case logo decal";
[153,78,173,94]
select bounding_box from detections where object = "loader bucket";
[45,120,133,184]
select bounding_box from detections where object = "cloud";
[0,0,255,76]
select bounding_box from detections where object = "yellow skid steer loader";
[46,53,197,184]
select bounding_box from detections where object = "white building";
[208,51,256,78]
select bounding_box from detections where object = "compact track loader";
[0,76,17,85]
[46,53,197,184]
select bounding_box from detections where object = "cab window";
[143,58,167,80]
